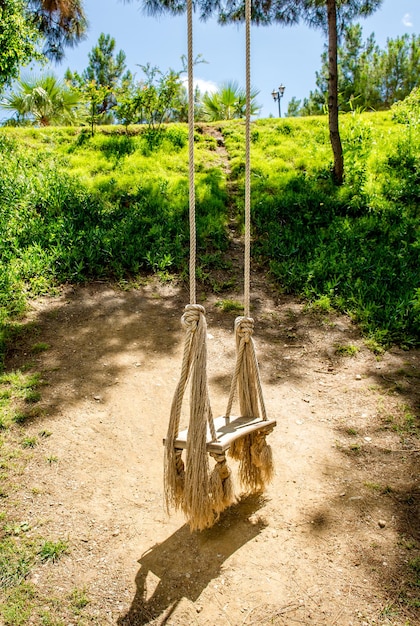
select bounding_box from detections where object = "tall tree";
[218,0,383,183]
[28,0,88,61]
[302,29,420,113]
[66,33,132,121]
[0,0,41,90]
[0,0,87,92]
[326,0,343,183]
[132,0,382,183]
[378,34,420,107]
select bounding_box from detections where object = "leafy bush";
[0,126,230,368]
[0,114,419,360]
[391,87,420,126]
[220,114,419,348]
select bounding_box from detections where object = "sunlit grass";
[1,112,419,350]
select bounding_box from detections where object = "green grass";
[0,113,419,358]
[242,113,420,349]
[38,540,68,563]
[0,537,34,588]
[0,370,42,429]
[334,343,360,356]
[215,299,244,314]
[217,112,419,348]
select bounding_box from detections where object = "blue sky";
[52,0,418,117]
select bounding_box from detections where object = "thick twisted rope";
[225,316,267,421]
[224,0,274,492]
[164,0,234,530]
[187,0,196,305]
[244,0,251,318]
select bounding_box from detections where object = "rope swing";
[164,0,276,531]
[224,0,275,492]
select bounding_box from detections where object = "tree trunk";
[327,0,344,185]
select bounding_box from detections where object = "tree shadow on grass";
[117,494,268,626]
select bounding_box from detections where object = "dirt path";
[6,278,420,625]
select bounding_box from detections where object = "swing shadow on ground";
[117,494,268,626]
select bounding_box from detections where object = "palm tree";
[202,81,260,121]
[1,74,80,126]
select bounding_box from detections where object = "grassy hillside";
[223,112,419,348]
[0,112,419,355]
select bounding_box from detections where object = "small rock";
[93,395,102,401]
[378,519,387,528]
[364,437,372,442]
[355,374,362,380]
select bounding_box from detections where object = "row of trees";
[0,33,261,130]
[0,0,388,184]
[130,0,384,183]
[289,27,420,115]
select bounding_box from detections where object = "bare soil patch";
[3,275,420,625]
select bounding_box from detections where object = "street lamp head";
[271,84,285,117]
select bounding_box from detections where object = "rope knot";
[235,316,254,343]
[182,304,206,331]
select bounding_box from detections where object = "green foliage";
[0,526,83,624]
[202,81,261,121]
[132,63,185,137]
[221,114,419,348]
[391,87,420,126]
[0,124,229,366]
[69,587,90,612]
[215,299,244,314]
[334,343,360,356]
[66,33,130,125]
[73,79,111,136]
[0,113,419,355]
[1,582,34,625]
[300,25,420,114]
[0,537,33,588]
[1,74,80,127]
[0,0,41,90]
[28,0,87,63]
[38,540,68,563]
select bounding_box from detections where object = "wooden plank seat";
[164,415,277,454]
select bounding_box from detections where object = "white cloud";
[194,78,218,94]
[182,77,218,94]
[402,13,413,27]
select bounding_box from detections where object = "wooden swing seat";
[165,415,277,454]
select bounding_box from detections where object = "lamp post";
[271,84,285,117]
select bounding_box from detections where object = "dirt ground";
[4,273,420,625]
